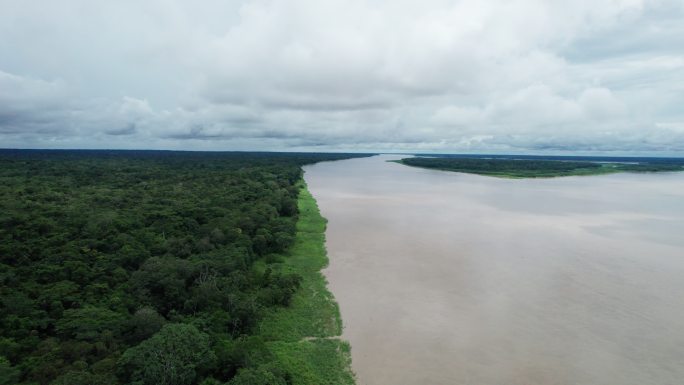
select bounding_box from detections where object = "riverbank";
[394,157,684,178]
[257,181,354,385]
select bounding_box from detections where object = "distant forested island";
[0,150,369,385]
[396,155,684,178]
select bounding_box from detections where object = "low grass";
[268,339,354,385]
[257,181,354,385]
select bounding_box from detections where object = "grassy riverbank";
[257,182,354,385]
[395,157,684,178]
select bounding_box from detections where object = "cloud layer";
[1,0,683,154]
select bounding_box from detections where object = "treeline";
[0,150,368,385]
[399,157,600,177]
[398,157,684,178]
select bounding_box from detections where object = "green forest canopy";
[397,156,684,178]
[0,150,368,385]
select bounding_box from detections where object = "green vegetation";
[258,186,342,341]
[396,157,684,178]
[0,150,365,385]
[258,185,354,385]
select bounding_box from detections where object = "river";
[304,154,684,385]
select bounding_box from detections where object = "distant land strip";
[394,156,684,178]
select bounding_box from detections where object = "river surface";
[303,155,684,385]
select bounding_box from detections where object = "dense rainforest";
[0,150,368,385]
[398,156,684,178]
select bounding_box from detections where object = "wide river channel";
[304,154,684,385]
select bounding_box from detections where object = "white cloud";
[0,0,682,154]
[578,87,626,119]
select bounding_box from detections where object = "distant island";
[395,156,684,178]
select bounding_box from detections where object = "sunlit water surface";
[304,155,684,385]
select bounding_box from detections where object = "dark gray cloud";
[0,0,683,154]
[106,124,137,136]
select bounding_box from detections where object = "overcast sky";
[1,0,683,154]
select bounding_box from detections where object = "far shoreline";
[391,157,684,179]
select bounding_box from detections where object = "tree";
[118,324,216,385]
[227,366,287,385]
[55,306,125,342]
[129,257,193,315]
[127,307,165,343]
[50,370,117,385]
[0,356,19,385]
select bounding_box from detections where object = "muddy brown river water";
[304,155,684,385]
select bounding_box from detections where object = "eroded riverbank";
[304,154,684,385]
